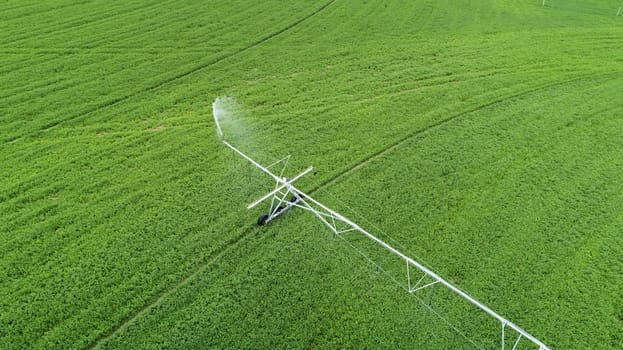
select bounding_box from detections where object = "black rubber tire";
[257,214,269,226]
[290,192,303,202]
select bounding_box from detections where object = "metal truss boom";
[216,129,550,350]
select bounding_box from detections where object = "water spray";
[212,98,224,139]
[209,97,551,350]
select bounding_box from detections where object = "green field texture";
[1,0,623,349]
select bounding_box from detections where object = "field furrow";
[2,1,622,349]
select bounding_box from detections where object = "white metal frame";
[213,104,551,350]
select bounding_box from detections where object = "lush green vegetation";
[1,0,622,349]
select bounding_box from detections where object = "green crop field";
[2,0,622,349]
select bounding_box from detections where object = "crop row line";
[0,48,234,55]
[1,132,223,260]
[0,0,302,78]
[0,1,36,14]
[83,1,338,347]
[0,130,152,206]
[1,54,123,104]
[0,0,218,80]
[85,70,605,349]
[0,51,64,76]
[0,1,193,77]
[1,51,193,108]
[455,76,623,193]
[1,0,336,146]
[46,2,218,51]
[2,70,615,210]
[313,71,619,192]
[83,218,259,350]
[1,0,336,245]
[4,68,608,256]
[1,1,174,46]
[0,1,85,22]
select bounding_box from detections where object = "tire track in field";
[86,224,260,350]
[83,2,336,347]
[87,71,597,349]
[2,0,336,146]
[313,71,619,191]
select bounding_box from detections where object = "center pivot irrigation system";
[212,100,551,350]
